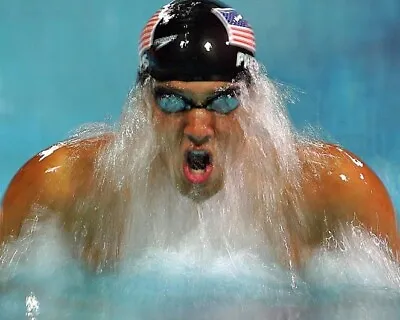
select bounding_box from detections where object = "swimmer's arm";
[0,146,76,244]
[324,147,400,258]
[0,135,111,245]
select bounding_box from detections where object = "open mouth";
[183,150,213,184]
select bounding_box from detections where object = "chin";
[175,167,223,202]
[180,181,222,202]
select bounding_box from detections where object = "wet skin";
[1,80,399,269]
[150,81,244,200]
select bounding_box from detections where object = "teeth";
[190,168,206,174]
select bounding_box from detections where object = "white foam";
[25,293,40,320]
[1,218,400,319]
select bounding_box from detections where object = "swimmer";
[1,0,399,271]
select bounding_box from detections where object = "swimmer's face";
[150,80,244,201]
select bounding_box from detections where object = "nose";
[187,134,210,145]
[183,109,215,146]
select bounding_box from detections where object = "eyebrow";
[153,86,187,97]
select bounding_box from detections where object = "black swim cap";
[138,0,257,83]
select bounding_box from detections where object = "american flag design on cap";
[139,9,163,55]
[212,8,256,54]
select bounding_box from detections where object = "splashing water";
[1,64,400,319]
[1,220,400,319]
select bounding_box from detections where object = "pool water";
[1,183,400,320]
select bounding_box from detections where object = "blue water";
[1,0,400,319]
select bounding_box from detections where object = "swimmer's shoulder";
[298,141,398,251]
[298,141,380,189]
[0,133,114,241]
[4,133,114,201]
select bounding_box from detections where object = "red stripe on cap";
[231,28,255,38]
[231,33,256,45]
[140,31,153,42]
[140,22,159,37]
[231,25,255,36]
[138,10,162,54]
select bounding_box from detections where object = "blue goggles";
[152,86,240,114]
